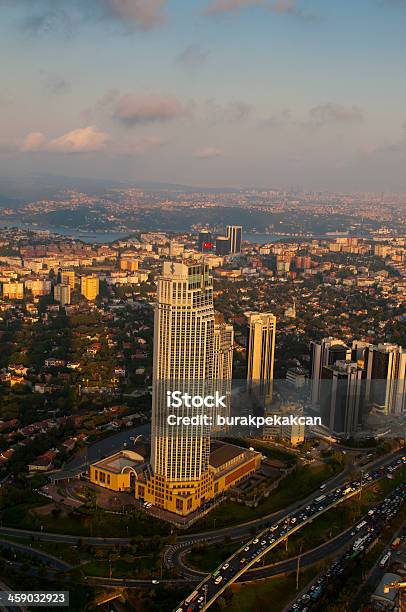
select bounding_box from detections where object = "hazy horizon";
[1,1,406,191]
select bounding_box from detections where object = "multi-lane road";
[175,452,405,611]
[286,482,405,611]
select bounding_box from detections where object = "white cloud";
[17,126,168,156]
[19,126,110,154]
[20,132,46,152]
[47,126,110,152]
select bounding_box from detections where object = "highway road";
[175,452,405,611]
[172,522,363,582]
[166,447,405,575]
[285,483,406,611]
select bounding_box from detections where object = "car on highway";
[222,563,229,570]
[214,576,223,585]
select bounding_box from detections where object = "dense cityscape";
[1,0,406,609]
[0,208,404,610]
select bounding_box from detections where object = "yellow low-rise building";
[89,450,144,492]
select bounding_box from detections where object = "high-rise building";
[60,269,75,290]
[215,236,231,256]
[54,283,71,306]
[246,312,276,401]
[141,260,215,515]
[321,360,364,438]
[365,343,405,415]
[213,316,233,381]
[2,282,24,300]
[351,340,371,366]
[213,315,234,430]
[226,225,242,254]
[310,338,351,405]
[81,275,99,301]
[198,230,213,253]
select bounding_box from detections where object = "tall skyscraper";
[365,343,405,415]
[310,338,351,405]
[245,312,276,401]
[321,360,364,438]
[54,283,71,306]
[215,236,231,256]
[213,315,234,430]
[81,275,99,301]
[146,260,216,515]
[213,316,233,381]
[198,230,213,253]
[226,225,242,254]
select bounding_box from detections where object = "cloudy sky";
[1,0,406,191]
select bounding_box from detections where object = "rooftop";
[92,450,144,474]
[209,441,247,469]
